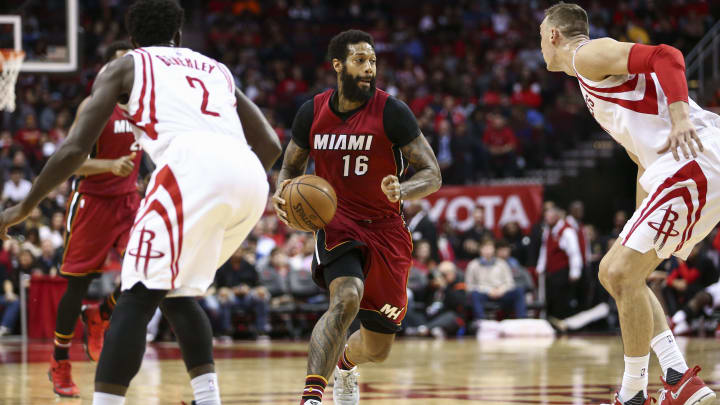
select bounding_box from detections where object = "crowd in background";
[0,0,719,339]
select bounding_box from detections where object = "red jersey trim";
[578,73,659,115]
[135,49,159,139]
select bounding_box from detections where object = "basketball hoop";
[0,49,25,113]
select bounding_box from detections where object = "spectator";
[39,211,65,249]
[417,261,467,338]
[411,240,434,274]
[203,246,271,339]
[465,238,526,326]
[661,244,718,316]
[537,206,583,319]
[483,112,519,178]
[37,239,61,276]
[496,239,534,295]
[405,200,438,262]
[2,166,32,205]
[22,228,42,258]
[0,242,20,336]
[456,206,492,261]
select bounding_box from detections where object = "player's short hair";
[103,40,132,63]
[544,2,589,38]
[327,29,375,63]
[125,0,184,47]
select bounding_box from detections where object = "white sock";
[619,354,649,403]
[651,329,689,377]
[93,392,125,405]
[191,372,221,405]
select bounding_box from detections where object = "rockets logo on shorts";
[127,227,165,277]
[648,206,679,250]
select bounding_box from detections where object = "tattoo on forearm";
[399,134,442,200]
[278,141,309,186]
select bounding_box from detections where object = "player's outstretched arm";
[384,134,441,202]
[235,88,282,171]
[0,56,134,237]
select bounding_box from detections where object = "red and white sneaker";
[48,357,80,397]
[658,366,716,405]
[608,392,655,405]
[82,304,109,362]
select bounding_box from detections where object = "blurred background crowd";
[0,0,719,340]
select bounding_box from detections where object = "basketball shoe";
[82,304,109,362]
[48,356,80,397]
[333,365,359,405]
[657,366,716,405]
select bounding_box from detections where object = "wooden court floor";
[1,336,719,404]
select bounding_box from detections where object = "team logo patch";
[127,227,165,277]
[379,304,403,320]
[648,206,679,250]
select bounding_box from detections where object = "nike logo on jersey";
[313,134,373,151]
[114,120,133,134]
[154,55,216,74]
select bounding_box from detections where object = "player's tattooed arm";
[383,134,441,202]
[235,88,282,171]
[0,56,134,236]
[273,140,310,224]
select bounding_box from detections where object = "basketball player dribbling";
[49,41,144,398]
[273,30,441,405]
[0,1,282,404]
[540,3,717,405]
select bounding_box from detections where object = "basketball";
[280,175,337,232]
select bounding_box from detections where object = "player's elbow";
[431,167,443,192]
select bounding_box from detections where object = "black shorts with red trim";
[60,191,141,277]
[312,213,413,332]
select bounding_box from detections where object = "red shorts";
[313,213,413,331]
[60,191,141,277]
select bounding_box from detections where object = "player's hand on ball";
[381,175,402,203]
[660,119,703,161]
[0,204,31,240]
[272,179,292,226]
[112,152,136,177]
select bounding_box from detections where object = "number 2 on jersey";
[185,76,220,117]
[342,154,368,176]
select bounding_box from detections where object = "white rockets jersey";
[572,41,720,169]
[118,46,247,162]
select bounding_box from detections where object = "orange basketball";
[280,174,337,232]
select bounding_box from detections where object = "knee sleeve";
[160,297,214,374]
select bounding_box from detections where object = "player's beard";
[340,67,375,103]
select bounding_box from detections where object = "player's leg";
[93,283,166,405]
[301,250,364,405]
[159,297,219,405]
[599,241,662,404]
[50,275,92,397]
[342,326,394,366]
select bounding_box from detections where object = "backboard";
[0,0,78,73]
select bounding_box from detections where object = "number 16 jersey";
[119,46,246,163]
[292,88,420,221]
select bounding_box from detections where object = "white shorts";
[121,135,268,297]
[620,127,720,260]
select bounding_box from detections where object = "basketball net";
[0,50,25,113]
